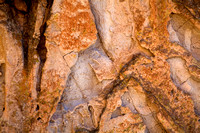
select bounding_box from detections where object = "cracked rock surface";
[0,0,200,132]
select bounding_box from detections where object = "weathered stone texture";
[168,13,200,61]
[0,0,200,132]
[0,4,24,132]
[48,0,200,132]
[46,0,97,53]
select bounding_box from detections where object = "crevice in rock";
[36,0,53,93]
[150,92,185,130]
[101,53,185,132]
[136,79,185,130]
[35,24,47,93]
[0,63,5,118]
[36,104,39,111]
[22,0,38,71]
[92,54,141,132]
[130,70,186,131]
[37,117,41,120]
[95,80,130,129]
[88,105,94,125]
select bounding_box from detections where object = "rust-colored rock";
[0,0,200,132]
[46,0,97,53]
[14,0,27,12]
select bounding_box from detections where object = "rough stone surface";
[0,0,200,132]
[14,0,27,12]
[46,0,97,53]
[168,13,200,61]
[0,4,24,132]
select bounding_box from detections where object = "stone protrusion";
[168,13,200,61]
[127,83,166,133]
[167,57,200,115]
[46,0,97,53]
[0,6,24,131]
[89,0,138,69]
[14,0,27,12]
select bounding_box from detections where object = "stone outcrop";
[168,13,200,61]
[0,0,200,132]
[167,57,200,116]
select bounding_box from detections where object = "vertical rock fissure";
[22,0,32,70]
[35,23,47,93]
[0,63,5,119]
[22,0,35,71]
[36,0,53,93]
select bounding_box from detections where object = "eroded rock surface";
[167,57,200,115]
[168,13,200,61]
[0,3,24,132]
[0,0,200,132]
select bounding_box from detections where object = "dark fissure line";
[0,63,5,116]
[130,69,185,131]
[90,54,141,132]
[22,0,36,71]
[4,0,30,63]
[36,0,54,93]
[36,23,47,92]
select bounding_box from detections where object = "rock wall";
[0,0,200,132]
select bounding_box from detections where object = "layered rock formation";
[0,0,200,132]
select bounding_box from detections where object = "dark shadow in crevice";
[37,117,41,120]
[36,0,53,93]
[22,0,38,71]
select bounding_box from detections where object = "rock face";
[0,0,200,132]
[168,13,200,61]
